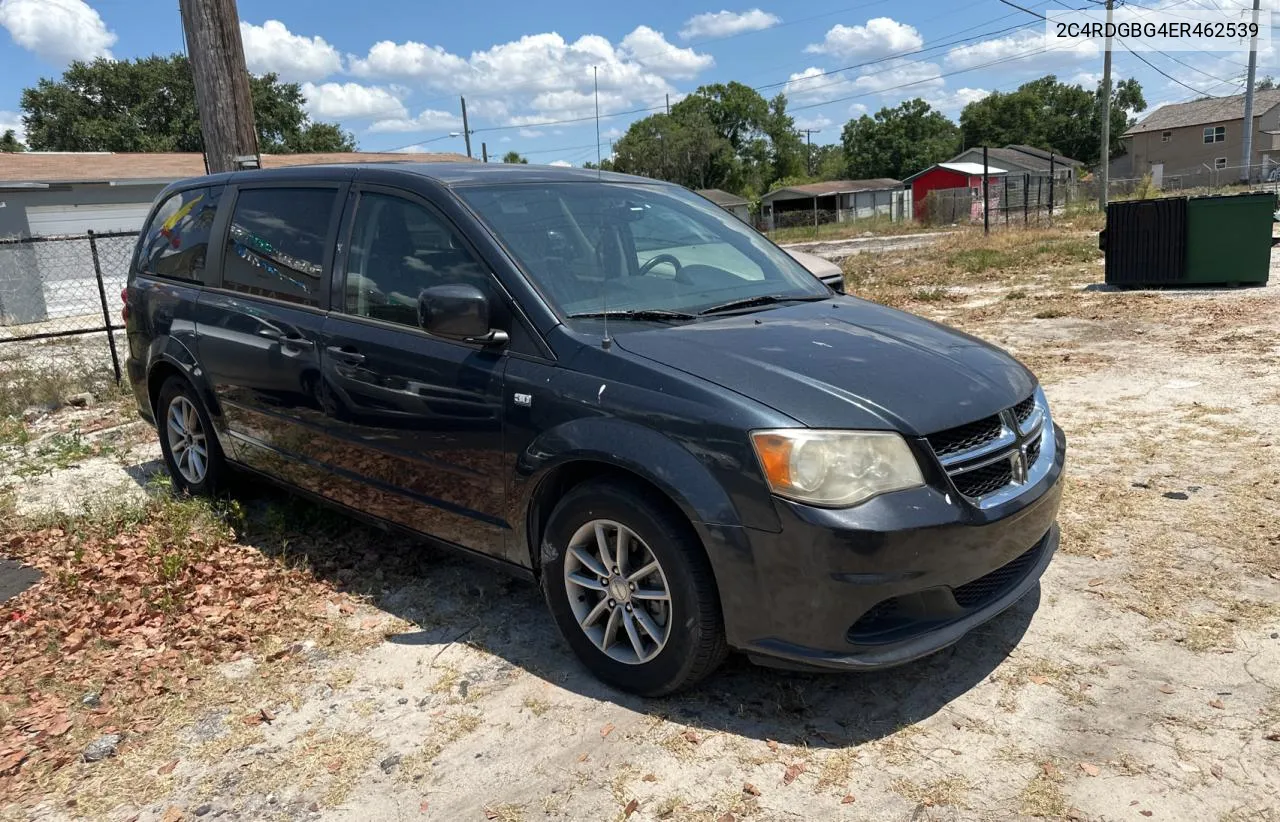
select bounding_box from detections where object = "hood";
[613,297,1035,435]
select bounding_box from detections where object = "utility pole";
[481,142,488,163]
[460,96,472,158]
[799,129,821,174]
[179,0,258,174]
[665,93,670,115]
[1097,0,1114,212]
[1241,0,1261,183]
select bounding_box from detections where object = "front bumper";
[727,423,1065,672]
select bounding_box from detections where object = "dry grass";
[814,747,860,792]
[890,775,970,808]
[1019,769,1069,818]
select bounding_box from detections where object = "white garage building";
[0,151,470,326]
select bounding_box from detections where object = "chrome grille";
[925,389,1051,507]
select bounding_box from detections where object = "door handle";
[281,336,315,349]
[326,345,365,364]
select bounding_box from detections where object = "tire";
[156,376,227,496]
[540,480,728,696]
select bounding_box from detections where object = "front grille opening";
[847,598,905,640]
[925,414,1003,458]
[953,460,1013,498]
[846,537,1048,645]
[1026,438,1042,465]
[1013,395,1036,425]
[951,543,1042,608]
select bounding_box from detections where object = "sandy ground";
[4,246,1279,822]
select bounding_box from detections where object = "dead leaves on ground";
[0,504,361,800]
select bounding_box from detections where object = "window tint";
[222,187,338,306]
[138,186,222,281]
[343,192,489,327]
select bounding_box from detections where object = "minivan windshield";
[456,182,829,318]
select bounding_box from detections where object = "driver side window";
[344,192,488,328]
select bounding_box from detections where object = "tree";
[809,144,846,180]
[502,151,528,164]
[957,74,1144,164]
[0,129,25,152]
[609,82,803,196]
[841,99,960,180]
[19,55,354,153]
[1258,75,1277,91]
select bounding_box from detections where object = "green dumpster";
[1184,192,1273,285]
[1102,191,1273,287]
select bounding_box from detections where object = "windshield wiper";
[566,309,696,321]
[697,294,827,316]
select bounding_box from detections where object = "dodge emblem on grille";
[1001,409,1031,485]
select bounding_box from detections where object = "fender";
[145,336,234,453]
[513,417,767,647]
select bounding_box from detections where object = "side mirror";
[821,275,845,294]
[417,284,508,345]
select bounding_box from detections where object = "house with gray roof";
[1121,89,1280,185]
[759,179,909,229]
[947,145,1082,184]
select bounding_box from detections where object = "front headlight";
[750,429,924,507]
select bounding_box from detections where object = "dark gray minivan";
[124,163,1064,695]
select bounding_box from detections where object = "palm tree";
[502,151,528,164]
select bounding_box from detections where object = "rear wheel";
[541,480,727,696]
[157,377,226,496]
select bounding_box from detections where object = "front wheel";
[541,480,727,696]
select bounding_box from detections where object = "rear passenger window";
[343,192,490,328]
[222,187,338,306]
[138,186,222,281]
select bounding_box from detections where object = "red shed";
[904,161,1006,223]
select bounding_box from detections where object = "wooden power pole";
[1097,0,1114,212]
[179,0,259,174]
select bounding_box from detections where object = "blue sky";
[1,0,1276,165]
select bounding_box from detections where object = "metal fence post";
[1048,154,1056,225]
[88,230,122,385]
[982,146,990,236]
[1024,173,1029,225]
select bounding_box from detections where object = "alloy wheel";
[562,519,672,665]
[166,395,209,485]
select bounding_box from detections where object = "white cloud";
[0,0,115,64]
[548,159,573,167]
[518,128,544,138]
[349,39,469,80]
[240,20,341,81]
[679,9,780,40]
[301,82,407,121]
[785,66,857,102]
[806,18,922,60]
[619,26,713,79]
[852,59,944,96]
[792,114,834,133]
[347,31,710,127]
[0,109,25,142]
[849,103,868,117]
[946,28,1097,71]
[368,108,463,133]
[925,87,991,115]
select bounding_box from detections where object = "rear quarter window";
[137,186,223,281]
[221,187,339,307]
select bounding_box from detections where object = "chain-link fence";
[1093,161,1280,203]
[920,176,1078,229]
[0,230,134,385]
